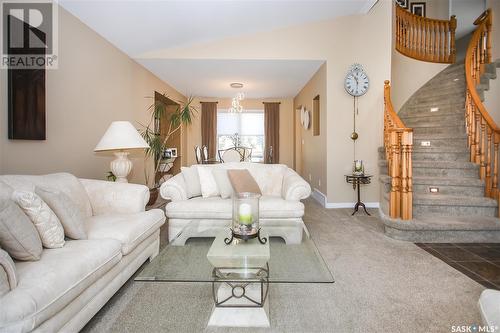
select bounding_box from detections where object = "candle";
[238,203,253,225]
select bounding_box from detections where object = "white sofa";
[0,173,165,333]
[479,289,500,328]
[160,162,311,245]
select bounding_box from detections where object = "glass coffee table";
[135,221,334,327]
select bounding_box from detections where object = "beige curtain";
[264,102,280,164]
[201,102,217,159]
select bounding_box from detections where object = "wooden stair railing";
[384,80,413,220]
[395,3,457,63]
[464,9,498,211]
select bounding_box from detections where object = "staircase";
[379,60,500,242]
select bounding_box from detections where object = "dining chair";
[218,148,244,163]
[202,145,209,162]
[194,145,202,164]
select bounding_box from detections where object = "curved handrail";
[383,80,413,220]
[463,9,498,204]
[395,3,457,63]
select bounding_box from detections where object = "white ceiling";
[59,0,377,98]
[137,59,325,98]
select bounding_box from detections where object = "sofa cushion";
[0,173,93,217]
[181,166,202,198]
[0,199,43,261]
[12,190,65,249]
[166,196,304,219]
[0,239,121,332]
[0,248,16,296]
[85,209,165,255]
[36,187,88,240]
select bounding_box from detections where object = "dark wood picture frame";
[410,2,426,17]
[7,15,46,140]
[396,0,409,9]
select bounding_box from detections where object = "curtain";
[201,102,217,159]
[264,102,280,164]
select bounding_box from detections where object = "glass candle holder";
[225,192,267,244]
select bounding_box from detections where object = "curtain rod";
[200,101,218,104]
[262,102,281,104]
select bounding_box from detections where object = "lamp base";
[111,151,132,183]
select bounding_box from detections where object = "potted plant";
[140,94,197,205]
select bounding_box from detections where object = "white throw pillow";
[181,166,202,198]
[0,248,16,295]
[212,169,233,199]
[197,166,220,198]
[12,190,65,249]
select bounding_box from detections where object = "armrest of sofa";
[79,179,149,215]
[160,173,188,202]
[281,170,311,201]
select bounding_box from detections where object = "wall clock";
[344,64,369,97]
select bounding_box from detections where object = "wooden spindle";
[480,121,486,179]
[475,111,482,164]
[486,129,492,197]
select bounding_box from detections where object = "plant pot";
[147,187,159,206]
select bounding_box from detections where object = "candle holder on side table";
[225,192,267,245]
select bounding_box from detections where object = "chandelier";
[229,83,245,113]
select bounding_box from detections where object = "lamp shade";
[94,121,149,152]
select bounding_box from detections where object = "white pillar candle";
[239,203,253,225]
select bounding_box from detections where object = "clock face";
[345,69,369,97]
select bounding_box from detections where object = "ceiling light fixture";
[230,82,244,89]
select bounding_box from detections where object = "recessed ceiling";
[59,0,378,56]
[137,59,325,98]
[58,0,375,98]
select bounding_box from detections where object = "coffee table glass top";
[135,224,334,283]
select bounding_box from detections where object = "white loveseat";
[160,163,311,245]
[0,173,165,333]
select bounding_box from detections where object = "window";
[217,109,265,162]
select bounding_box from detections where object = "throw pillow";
[197,166,220,198]
[0,248,17,292]
[0,199,42,261]
[36,187,88,240]
[181,166,202,198]
[212,169,233,199]
[227,169,262,195]
[12,190,65,249]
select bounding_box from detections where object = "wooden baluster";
[450,15,457,63]
[444,22,449,62]
[437,21,442,62]
[493,137,499,197]
[400,130,413,220]
[433,20,438,62]
[426,20,430,58]
[465,94,471,147]
[389,130,401,219]
[486,129,492,197]
[480,121,486,179]
[470,105,477,161]
[475,111,482,164]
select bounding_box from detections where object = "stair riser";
[408,120,464,128]
[412,126,466,136]
[417,85,465,96]
[401,105,464,117]
[412,167,478,178]
[412,93,465,104]
[413,138,467,149]
[413,152,470,161]
[403,116,464,127]
[412,184,485,197]
[413,205,497,218]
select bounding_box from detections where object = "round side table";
[345,174,373,216]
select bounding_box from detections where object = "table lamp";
[94,121,149,183]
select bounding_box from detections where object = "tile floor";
[416,243,500,290]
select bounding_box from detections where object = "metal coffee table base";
[208,264,270,327]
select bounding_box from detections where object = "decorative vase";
[147,187,159,206]
[225,192,267,244]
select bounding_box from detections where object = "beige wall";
[138,0,392,204]
[487,0,500,61]
[0,7,185,185]
[293,63,327,194]
[186,97,294,168]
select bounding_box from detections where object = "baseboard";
[311,189,327,207]
[325,202,380,209]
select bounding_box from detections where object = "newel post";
[400,130,413,220]
[389,130,401,219]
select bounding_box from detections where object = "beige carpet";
[82,200,484,333]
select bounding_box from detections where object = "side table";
[345,174,372,216]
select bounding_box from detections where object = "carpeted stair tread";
[383,215,500,232]
[413,193,497,207]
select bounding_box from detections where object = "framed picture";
[170,148,178,158]
[396,0,409,9]
[410,2,426,17]
[163,149,172,159]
